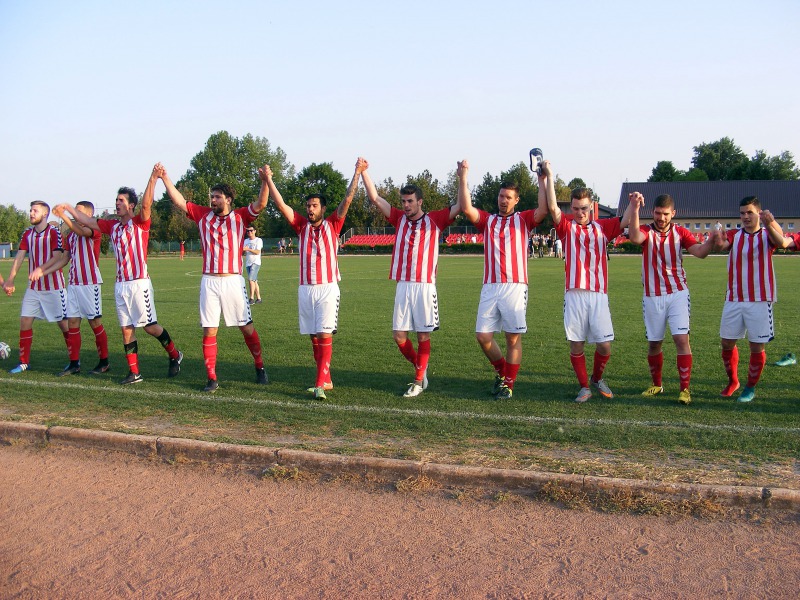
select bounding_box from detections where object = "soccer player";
[157,163,269,393]
[57,169,183,385]
[715,199,789,402]
[243,226,263,304]
[2,201,70,374]
[262,158,364,399]
[360,160,460,397]
[33,201,111,376]
[621,192,716,405]
[457,159,549,399]
[547,177,622,403]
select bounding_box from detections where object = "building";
[615,180,799,235]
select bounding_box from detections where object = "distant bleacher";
[343,234,396,246]
[445,233,483,245]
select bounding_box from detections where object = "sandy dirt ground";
[2,444,799,599]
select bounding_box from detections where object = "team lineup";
[2,157,799,405]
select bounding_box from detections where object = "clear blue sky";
[1,0,798,213]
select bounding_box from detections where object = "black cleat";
[256,367,269,385]
[204,379,219,393]
[57,362,81,377]
[89,361,111,375]
[120,372,143,385]
[168,351,183,378]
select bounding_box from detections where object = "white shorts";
[720,301,774,343]
[298,283,339,335]
[199,275,252,328]
[563,289,614,343]
[393,282,440,332]
[476,283,528,334]
[642,290,690,341]
[21,288,67,322]
[66,284,103,320]
[115,279,158,328]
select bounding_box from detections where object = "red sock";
[677,353,692,391]
[722,347,739,386]
[591,351,610,383]
[311,337,320,363]
[396,339,417,365]
[66,328,81,361]
[316,338,332,388]
[570,353,589,388]
[648,352,663,387]
[491,357,506,377]
[92,324,109,360]
[415,339,430,381]
[19,329,33,365]
[124,342,140,375]
[203,335,217,380]
[503,363,521,389]
[243,330,264,369]
[746,351,766,387]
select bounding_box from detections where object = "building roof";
[615,180,800,218]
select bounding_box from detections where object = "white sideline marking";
[1,377,798,435]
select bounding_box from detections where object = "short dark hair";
[740,196,760,209]
[30,200,50,214]
[305,193,327,207]
[653,194,674,209]
[400,184,423,200]
[211,183,236,200]
[499,181,520,196]
[76,200,95,213]
[118,187,138,207]
[570,188,592,201]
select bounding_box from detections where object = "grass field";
[1,253,798,486]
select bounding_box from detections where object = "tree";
[288,162,348,208]
[747,149,800,180]
[405,169,450,212]
[0,204,29,245]
[691,137,749,180]
[648,160,679,182]
[674,167,709,182]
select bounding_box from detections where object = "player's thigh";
[409,283,439,333]
[116,280,157,328]
[476,284,501,333]
[719,300,746,340]
[498,283,527,334]
[665,290,690,337]
[20,289,46,320]
[586,292,614,344]
[743,301,774,344]
[314,283,339,335]
[199,276,223,328]
[67,285,102,320]
[563,289,589,342]
[643,295,668,341]
[392,282,413,331]
[37,289,67,323]
[219,276,252,327]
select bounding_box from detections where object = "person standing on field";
[2,201,70,374]
[157,163,269,393]
[263,158,364,399]
[243,226,263,304]
[34,201,111,376]
[360,159,460,397]
[57,171,183,385]
[457,159,549,399]
[621,192,716,405]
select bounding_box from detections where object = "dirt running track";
[1,444,798,599]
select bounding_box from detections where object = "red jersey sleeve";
[18,229,31,251]
[725,229,737,245]
[792,233,800,251]
[427,207,456,230]
[519,209,540,230]
[475,209,491,232]
[326,210,345,235]
[555,215,572,240]
[387,207,403,227]
[676,225,698,249]
[133,215,151,231]
[235,205,259,226]
[290,212,308,234]
[186,202,212,223]
[599,217,622,241]
[96,218,115,236]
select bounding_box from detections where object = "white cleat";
[574,387,592,403]
[403,382,424,398]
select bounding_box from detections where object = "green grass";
[1,253,798,485]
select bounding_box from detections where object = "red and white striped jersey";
[388,207,454,284]
[97,216,151,282]
[476,210,540,284]
[19,224,65,291]
[725,228,777,302]
[186,203,258,275]
[638,224,697,297]
[791,233,800,250]
[65,229,103,286]
[291,211,345,285]
[556,216,622,293]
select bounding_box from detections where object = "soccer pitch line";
[2,377,798,435]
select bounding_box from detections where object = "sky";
[1,0,798,214]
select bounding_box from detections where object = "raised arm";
[545,166,563,226]
[157,163,188,215]
[55,203,100,232]
[685,232,717,258]
[625,192,646,245]
[536,160,555,224]
[260,165,295,223]
[250,164,271,215]
[359,161,392,219]
[760,210,791,249]
[59,207,94,238]
[457,160,479,224]
[140,165,159,221]
[336,157,367,220]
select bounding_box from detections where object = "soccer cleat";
[168,351,183,378]
[204,379,219,393]
[422,371,429,390]
[737,386,756,403]
[255,367,269,385]
[720,382,740,397]
[89,361,110,375]
[495,384,513,400]
[248,299,255,305]
[774,353,797,367]
[591,378,614,399]
[641,385,664,397]
[313,386,327,400]
[403,382,424,398]
[57,362,81,377]
[306,382,333,393]
[120,372,143,385]
[678,389,692,405]
[254,299,263,304]
[9,363,29,374]
[574,387,592,403]
[491,375,503,395]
